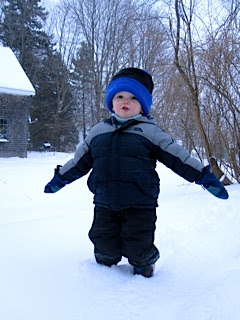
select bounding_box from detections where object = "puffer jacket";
[59,115,204,211]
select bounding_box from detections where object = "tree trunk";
[172,0,231,185]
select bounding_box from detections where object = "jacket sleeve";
[58,134,94,183]
[44,122,107,193]
[44,140,93,194]
[153,127,204,182]
[57,121,112,183]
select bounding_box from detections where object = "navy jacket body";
[59,116,204,211]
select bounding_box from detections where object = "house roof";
[0,46,35,96]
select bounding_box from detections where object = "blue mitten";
[44,165,70,193]
[196,165,229,200]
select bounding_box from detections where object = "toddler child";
[44,67,228,277]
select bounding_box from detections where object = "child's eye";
[115,95,123,99]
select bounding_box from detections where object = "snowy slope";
[0,152,239,320]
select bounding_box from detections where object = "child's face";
[112,91,143,118]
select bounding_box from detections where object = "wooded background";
[0,0,239,183]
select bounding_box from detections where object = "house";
[0,46,35,158]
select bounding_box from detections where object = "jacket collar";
[104,114,156,126]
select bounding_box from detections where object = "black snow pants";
[88,206,160,267]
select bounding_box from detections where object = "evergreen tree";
[30,51,78,151]
[0,0,78,151]
[0,0,52,81]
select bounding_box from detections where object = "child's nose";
[123,98,130,104]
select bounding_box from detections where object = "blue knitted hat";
[106,67,154,116]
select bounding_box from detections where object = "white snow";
[0,46,35,96]
[0,152,239,320]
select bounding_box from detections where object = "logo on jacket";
[134,127,143,132]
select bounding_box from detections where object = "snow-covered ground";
[0,152,239,320]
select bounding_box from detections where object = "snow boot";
[133,264,155,278]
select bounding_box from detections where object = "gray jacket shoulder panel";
[126,119,204,173]
[154,127,204,171]
[59,115,203,180]
[59,122,113,175]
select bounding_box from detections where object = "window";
[0,118,8,141]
